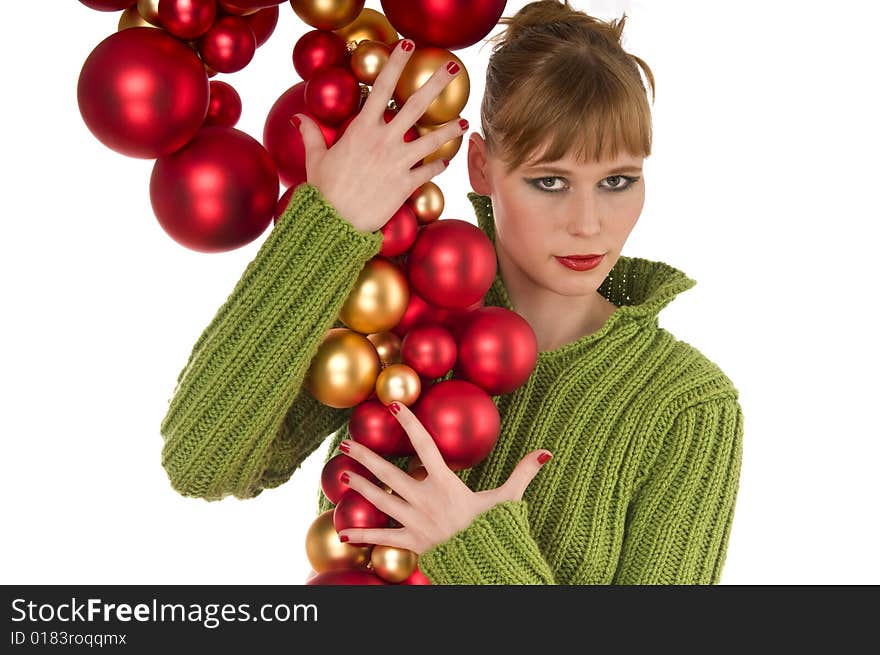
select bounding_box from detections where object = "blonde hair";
[481,0,655,174]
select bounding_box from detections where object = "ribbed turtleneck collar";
[466,191,697,363]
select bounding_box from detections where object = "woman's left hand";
[336,401,552,555]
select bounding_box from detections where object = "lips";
[560,254,603,259]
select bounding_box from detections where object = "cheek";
[496,211,551,263]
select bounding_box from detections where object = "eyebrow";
[524,165,643,175]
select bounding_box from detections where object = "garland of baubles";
[77,0,537,586]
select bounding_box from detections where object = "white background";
[2,0,877,584]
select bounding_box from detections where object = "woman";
[160,1,744,585]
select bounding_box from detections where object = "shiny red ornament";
[400,567,432,585]
[379,203,418,257]
[333,488,392,547]
[293,29,350,81]
[431,297,484,339]
[273,185,297,224]
[453,307,538,395]
[263,82,336,188]
[243,6,280,46]
[401,324,457,379]
[158,0,217,40]
[77,28,208,159]
[79,0,130,9]
[407,219,496,309]
[321,453,377,504]
[348,399,414,456]
[218,0,285,13]
[198,15,256,73]
[380,0,505,51]
[204,80,242,127]
[304,66,361,126]
[307,569,388,585]
[150,126,279,252]
[390,288,433,339]
[412,379,500,470]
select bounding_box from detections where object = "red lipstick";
[554,254,604,271]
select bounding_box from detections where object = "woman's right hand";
[290,39,468,234]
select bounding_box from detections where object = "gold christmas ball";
[292,0,365,31]
[306,509,372,573]
[119,5,159,30]
[409,466,428,482]
[371,545,418,583]
[136,0,161,27]
[333,7,398,48]
[304,328,381,408]
[375,363,421,406]
[366,331,402,368]
[415,117,463,164]
[393,47,469,127]
[408,182,444,225]
[350,40,391,86]
[339,257,409,334]
[406,455,423,473]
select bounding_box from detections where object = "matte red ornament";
[79,0,130,10]
[348,399,414,456]
[306,569,388,585]
[379,203,419,257]
[333,489,392,547]
[304,66,361,126]
[407,219,496,309]
[412,379,500,470]
[320,453,377,504]
[198,15,257,73]
[158,0,217,40]
[263,82,336,188]
[401,324,457,379]
[380,0,505,51]
[390,289,434,339]
[150,126,279,252]
[77,27,209,159]
[453,307,538,395]
[243,5,280,46]
[400,567,432,585]
[204,80,242,127]
[293,29,350,81]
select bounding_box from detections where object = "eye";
[600,175,640,192]
[528,176,566,192]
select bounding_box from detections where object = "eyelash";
[527,175,640,194]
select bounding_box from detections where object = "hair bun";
[489,0,625,50]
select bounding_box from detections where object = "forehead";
[520,148,643,176]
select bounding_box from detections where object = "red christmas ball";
[293,29,350,81]
[320,453,376,504]
[263,82,336,188]
[390,289,434,339]
[412,379,500,470]
[198,15,256,73]
[333,489,392,547]
[243,5,280,46]
[379,203,419,257]
[453,307,538,395]
[407,219,496,309]
[150,126,279,252]
[431,297,484,339]
[307,569,388,585]
[77,28,209,159]
[159,0,217,40]
[204,80,242,127]
[401,324,457,379]
[380,0,505,51]
[305,66,361,126]
[400,567,432,585]
[273,185,297,224]
[348,399,414,456]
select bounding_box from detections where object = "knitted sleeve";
[612,397,744,584]
[159,183,384,501]
[416,500,556,584]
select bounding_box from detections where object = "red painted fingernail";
[339,441,350,453]
[339,534,349,543]
[401,39,414,52]
[340,471,350,484]
[459,118,469,131]
[537,452,552,465]
[446,61,460,75]
[288,114,301,128]
[388,402,400,415]
[442,158,450,168]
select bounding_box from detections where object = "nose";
[566,193,602,237]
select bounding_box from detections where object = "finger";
[361,38,413,122]
[407,118,467,166]
[343,470,419,528]
[407,157,449,191]
[340,439,419,502]
[289,112,327,164]
[388,402,448,476]
[497,449,553,501]
[392,59,461,132]
[338,527,412,551]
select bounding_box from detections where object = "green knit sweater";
[159,182,744,585]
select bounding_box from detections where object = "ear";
[466,132,493,196]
